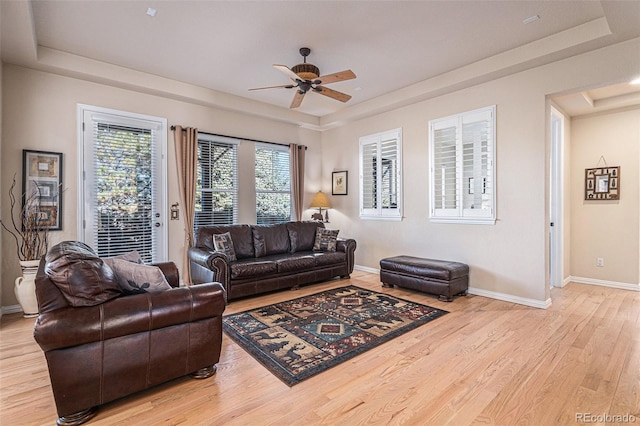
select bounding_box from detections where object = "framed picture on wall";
[22,149,63,230]
[584,166,619,200]
[332,171,348,195]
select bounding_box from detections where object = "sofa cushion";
[196,225,254,259]
[44,241,122,307]
[230,260,278,279]
[276,255,316,273]
[287,221,324,253]
[252,223,290,257]
[107,258,172,294]
[212,232,237,261]
[313,228,340,252]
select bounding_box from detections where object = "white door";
[79,105,168,262]
[549,106,564,288]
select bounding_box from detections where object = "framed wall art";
[584,166,619,200]
[332,171,348,195]
[22,150,63,230]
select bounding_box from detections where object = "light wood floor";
[1,270,639,425]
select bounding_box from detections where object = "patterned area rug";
[223,285,448,386]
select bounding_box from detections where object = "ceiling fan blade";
[248,84,295,91]
[290,91,306,109]
[274,64,301,82]
[315,86,352,103]
[316,69,356,85]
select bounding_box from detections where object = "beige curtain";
[173,126,198,285]
[290,144,306,221]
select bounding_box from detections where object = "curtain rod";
[170,125,306,149]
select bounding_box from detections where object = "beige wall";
[2,37,639,309]
[0,64,322,308]
[320,38,640,305]
[569,107,640,286]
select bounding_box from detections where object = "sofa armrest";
[337,238,357,275]
[188,247,230,294]
[34,283,226,352]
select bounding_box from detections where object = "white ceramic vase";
[15,259,40,317]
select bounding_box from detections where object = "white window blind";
[255,144,292,224]
[83,111,166,263]
[429,105,496,224]
[359,128,403,220]
[195,133,238,227]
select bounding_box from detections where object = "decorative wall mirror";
[584,166,620,200]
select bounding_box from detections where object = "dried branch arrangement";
[0,174,50,261]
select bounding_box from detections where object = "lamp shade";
[309,191,332,208]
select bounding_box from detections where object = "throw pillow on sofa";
[103,250,143,265]
[213,231,237,261]
[313,228,339,252]
[45,241,122,307]
[107,258,172,294]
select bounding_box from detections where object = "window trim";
[359,128,403,221]
[429,105,496,225]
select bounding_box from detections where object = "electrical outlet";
[596,258,604,267]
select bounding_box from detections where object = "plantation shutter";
[361,142,377,211]
[255,144,292,224]
[195,134,238,227]
[430,106,495,224]
[380,136,399,210]
[432,117,459,215]
[359,128,402,220]
[84,112,165,263]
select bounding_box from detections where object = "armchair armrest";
[188,247,230,295]
[34,283,226,352]
[151,261,180,287]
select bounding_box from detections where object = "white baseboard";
[354,264,551,309]
[354,264,379,274]
[468,287,552,309]
[1,304,24,316]
[567,276,640,292]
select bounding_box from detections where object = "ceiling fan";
[249,47,357,109]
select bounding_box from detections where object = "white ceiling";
[2,0,640,121]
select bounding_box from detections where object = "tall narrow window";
[359,128,402,220]
[429,105,496,224]
[80,106,167,263]
[255,144,292,224]
[195,134,238,228]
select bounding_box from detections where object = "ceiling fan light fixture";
[291,63,320,80]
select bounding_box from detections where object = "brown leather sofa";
[33,241,226,425]
[188,221,357,300]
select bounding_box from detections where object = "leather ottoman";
[379,255,469,302]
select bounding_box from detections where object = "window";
[359,128,403,220]
[255,144,292,224]
[195,134,238,228]
[429,105,496,224]
[80,105,167,263]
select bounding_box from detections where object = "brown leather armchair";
[33,242,226,426]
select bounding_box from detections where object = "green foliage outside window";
[255,147,291,224]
